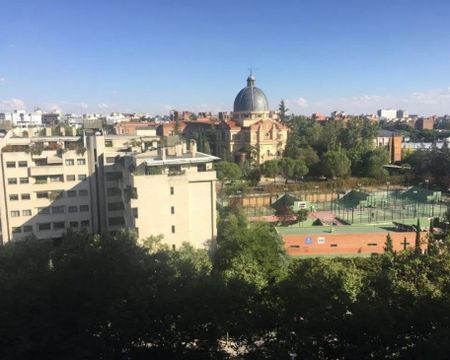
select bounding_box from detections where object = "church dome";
[233,75,269,113]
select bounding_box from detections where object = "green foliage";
[213,207,288,287]
[278,99,289,124]
[353,147,390,179]
[297,208,309,224]
[404,147,450,186]
[245,167,262,186]
[384,233,394,253]
[4,229,450,358]
[214,161,242,185]
[320,150,352,178]
[261,159,279,182]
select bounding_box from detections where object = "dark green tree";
[320,150,351,178]
[262,159,279,183]
[384,233,394,253]
[278,99,289,124]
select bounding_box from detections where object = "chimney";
[158,146,166,161]
[190,139,197,157]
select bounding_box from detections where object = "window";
[9,194,19,201]
[50,175,62,183]
[38,223,51,231]
[81,220,90,227]
[8,178,17,185]
[18,161,27,167]
[80,205,89,212]
[106,157,117,164]
[6,161,15,168]
[12,227,22,234]
[20,177,29,184]
[77,159,86,165]
[10,210,20,217]
[170,186,174,195]
[367,243,378,246]
[69,221,79,228]
[108,202,124,211]
[197,164,206,172]
[78,174,87,181]
[108,216,125,226]
[37,192,48,199]
[67,190,77,197]
[132,208,138,218]
[37,207,50,215]
[65,159,74,166]
[105,140,113,147]
[79,189,88,196]
[21,193,30,200]
[330,244,338,247]
[66,175,76,182]
[35,176,47,184]
[53,222,65,229]
[23,225,33,233]
[171,225,175,233]
[68,206,78,213]
[107,188,121,196]
[52,206,65,214]
[106,172,122,181]
[171,206,175,214]
[22,210,32,216]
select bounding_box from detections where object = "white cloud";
[291,87,450,116]
[0,98,26,111]
[97,103,109,109]
[45,102,62,112]
[295,97,309,108]
[0,77,5,84]
[80,102,88,110]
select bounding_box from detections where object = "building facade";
[216,75,288,164]
[0,131,217,249]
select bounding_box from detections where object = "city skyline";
[1,0,450,115]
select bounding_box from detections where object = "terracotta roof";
[222,119,241,130]
[249,119,287,131]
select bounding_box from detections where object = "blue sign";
[305,237,313,245]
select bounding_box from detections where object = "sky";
[1,0,450,116]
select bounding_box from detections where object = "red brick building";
[278,226,427,256]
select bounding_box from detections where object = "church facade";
[216,75,288,165]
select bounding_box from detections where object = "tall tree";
[278,99,289,124]
[320,150,351,178]
[262,159,279,183]
[415,219,422,255]
[214,161,242,189]
[384,233,394,253]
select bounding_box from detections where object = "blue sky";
[1,0,450,115]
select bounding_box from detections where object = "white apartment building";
[0,109,43,127]
[377,109,398,121]
[0,131,218,249]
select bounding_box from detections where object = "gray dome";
[233,76,269,113]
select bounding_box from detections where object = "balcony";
[29,165,64,177]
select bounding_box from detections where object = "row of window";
[7,177,29,185]
[11,204,89,217]
[6,159,86,168]
[6,161,28,168]
[8,174,87,185]
[8,189,88,201]
[12,220,90,234]
[65,159,86,166]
